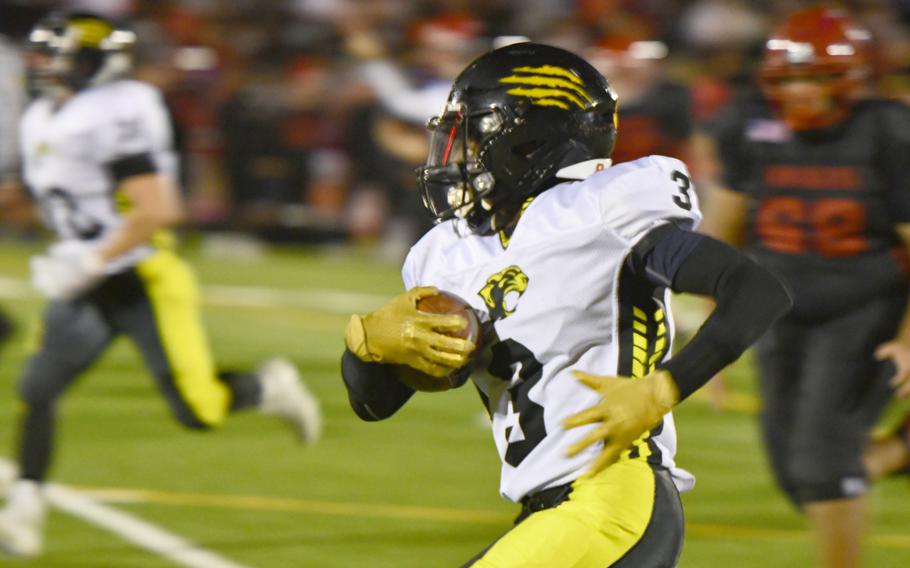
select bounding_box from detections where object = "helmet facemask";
[760,60,865,131]
[417,102,502,232]
[418,99,616,234]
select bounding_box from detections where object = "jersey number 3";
[41,188,104,240]
[671,170,692,211]
[488,339,546,467]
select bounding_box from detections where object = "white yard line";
[46,487,254,568]
[0,276,387,314]
[203,284,387,313]
[0,276,32,299]
[0,460,254,568]
[4,461,910,551]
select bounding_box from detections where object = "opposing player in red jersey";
[700,7,910,567]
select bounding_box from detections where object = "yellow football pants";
[471,460,683,568]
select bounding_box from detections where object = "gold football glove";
[564,369,680,477]
[345,286,475,378]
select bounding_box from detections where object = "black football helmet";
[26,12,135,97]
[417,42,618,234]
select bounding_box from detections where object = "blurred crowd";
[2,0,910,255]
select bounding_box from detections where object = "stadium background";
[0,0,909,566]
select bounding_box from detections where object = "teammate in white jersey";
[0,13,322,558]
[342,43,792,566]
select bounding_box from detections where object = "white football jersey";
[403,156,701,502]
[20,80,177,271]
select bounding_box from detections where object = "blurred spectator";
[0,27,33,237]
[341,9,486,256]
[586,32,693,164]
[219,55,348,242]
[135,4,237,227]
[0,33,23,182]
[3,0,907,252]
[679,0,770,122]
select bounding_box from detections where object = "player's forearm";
[97,174,183,262]
[659,237,792,399]
[97,215,164,262]
[341,349,415,421]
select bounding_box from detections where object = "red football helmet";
[759,6,872,131]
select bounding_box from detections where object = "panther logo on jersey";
[478,265,528,321]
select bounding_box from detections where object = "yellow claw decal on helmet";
[502,87,584,110]
[479,265,529,321]
[499,75,592,101]
[499,65,590,110]
[511,65,584,84]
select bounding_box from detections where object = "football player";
[699,7,910,567]
[0,13,322,558]
[341,42,791,566]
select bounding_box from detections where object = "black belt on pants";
[515,482,574,525]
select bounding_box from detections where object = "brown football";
[396,291,481,392]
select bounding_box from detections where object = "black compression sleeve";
[630,223,705,288]
[634,229,792,399]
[108,152,157,182]
[341,349,415,421]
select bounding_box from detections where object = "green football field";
[0,239,907,567]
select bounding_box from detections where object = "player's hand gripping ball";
[397,291,481,392]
